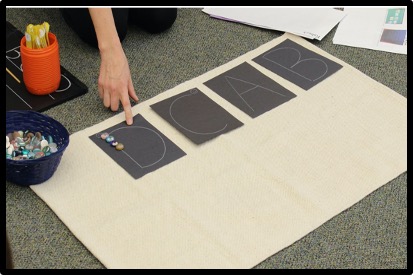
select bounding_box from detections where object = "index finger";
[121,95,133,125]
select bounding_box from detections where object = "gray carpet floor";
[6,7,408,269]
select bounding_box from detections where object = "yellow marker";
[38,27,47,48]
[43,22,50,46]
[6,68,21,83]
[33,25,39,48]
[26,24,35,48]
[25,32,32,49]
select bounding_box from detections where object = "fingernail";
[127,118,133,125]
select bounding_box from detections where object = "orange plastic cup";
[20,32,61,95]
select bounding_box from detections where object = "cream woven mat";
[31,33,407,268]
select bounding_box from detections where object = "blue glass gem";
[105,136,114,143]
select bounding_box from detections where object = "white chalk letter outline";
[169,89,228,135]
[95,126,167,169]
[262,47,328,82]
[224,76,287,112]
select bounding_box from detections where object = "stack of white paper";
[202,7,347,41]
[333,7,407,55]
